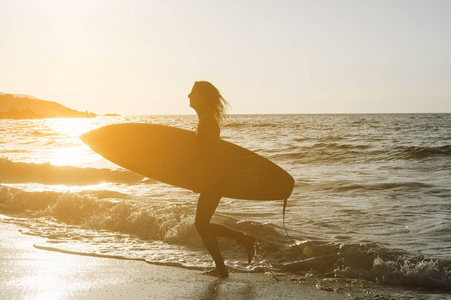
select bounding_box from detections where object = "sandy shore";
[0,220,348,300]
[1,218,440,300]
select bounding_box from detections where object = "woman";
[188,81,255,278]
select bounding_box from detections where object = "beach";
[1,220,345,300]
[3,219,446,299]
[1,114,450,299]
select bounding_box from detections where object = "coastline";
[1,219,343,300]
[1,217,447,299]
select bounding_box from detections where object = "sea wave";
[391,145,451,160]
[268,144,380,164]
[334,245,451,291]
[0,185,288,248]
[0,158,145,185]
[268,142,451,164]
[318,180,435,193]
[225,122,280,129]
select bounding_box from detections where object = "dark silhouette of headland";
[0,92,118,119]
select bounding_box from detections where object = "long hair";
[194,81,230,126]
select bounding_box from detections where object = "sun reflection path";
[47,118,98,138]
[45,117,121,167]
[47,145,91,166]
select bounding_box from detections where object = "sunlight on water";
[47,118,96,137]
[3,182,113,193]
[42,117,123,167]
[47,146,88,166]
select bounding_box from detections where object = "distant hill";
[0,93,98,119]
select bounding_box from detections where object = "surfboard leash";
[255,237,303,265]
[252,198,306,267]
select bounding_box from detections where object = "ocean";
[1,114,450,296]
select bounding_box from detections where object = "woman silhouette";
[188,81,255,278]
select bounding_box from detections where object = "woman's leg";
[195,191,255,275]
[211,223,255,264]
[195,191,228,276]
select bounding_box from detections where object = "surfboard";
[80,123,294,200]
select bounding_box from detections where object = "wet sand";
[0,221,346,300]
[1,220,437,299]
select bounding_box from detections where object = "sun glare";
[47,118,95,138]
[48,146,87,166]
[44,118,101,167]
[21,249,94,299]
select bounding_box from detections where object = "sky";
[1,0,450,115]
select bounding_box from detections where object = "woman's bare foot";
[202,268,229,278]
[243,235,255,264]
